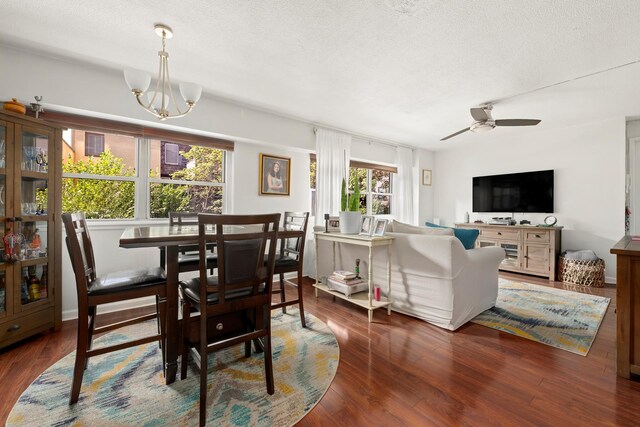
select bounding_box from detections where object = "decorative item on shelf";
[372,219,389,237]
[324,213,330,233]
[464,211,470,223]
[339,177,362,234]
[326,216,340,232]
[3,98,26,115]
[355,259,361,279]
[20,278,29,305]
[0,140,5,168]
[30,96,44,119]
[539,215,557,227]
[124,24,202,120]
[27,265,40,301]
[3,220,23,264]
[39,265,48,299]
[374,286,381,301]
[359,215,374,236]
[36,148,48,172]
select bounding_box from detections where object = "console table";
[314,232,394,322]
[456,223,562,280]
[610,237,640,380]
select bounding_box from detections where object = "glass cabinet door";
[15,125,52,311]
[500,242,520,268]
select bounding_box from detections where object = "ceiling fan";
[440,105,541,141]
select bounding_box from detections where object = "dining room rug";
[471,279,610,356]
[7,309,339,426]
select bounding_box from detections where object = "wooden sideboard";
[610,237,640,379]
[456,223,562,280]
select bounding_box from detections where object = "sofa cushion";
[392,220,454,236]
[425,222,479,249]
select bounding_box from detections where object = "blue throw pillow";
[425,222,479,250]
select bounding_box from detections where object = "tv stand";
[456,223,562,280]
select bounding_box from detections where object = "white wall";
[0,44,412,319]
[433,117,626,282]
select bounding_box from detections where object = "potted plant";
[339,177,362,234]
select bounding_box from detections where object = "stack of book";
[326,270,368,298]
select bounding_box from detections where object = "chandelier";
[124,24,202,120]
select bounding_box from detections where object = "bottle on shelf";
[27,265,40,302]
[464,211,470,223]
[39,264,48,299]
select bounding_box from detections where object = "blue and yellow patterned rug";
[7,309,339,426]
[471,279,610,356]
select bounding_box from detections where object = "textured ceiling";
[2,0,640,149]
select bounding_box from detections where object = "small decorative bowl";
[3,98,26,114]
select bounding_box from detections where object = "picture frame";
[359,215,374,236]
[422,169,432,186]
[372,219,389,237]
[259,153,291,195]
[327,216,340,232]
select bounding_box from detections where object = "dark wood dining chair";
[271,211,309,328]
[179,213,280,426]
[62,212,167,405]
[160,212,217,274]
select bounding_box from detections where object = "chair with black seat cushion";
[160,212,218,274]
[62,212,167,405]
[179,213,280,427]
[271,211,309,328]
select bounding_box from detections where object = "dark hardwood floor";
[2,273,639,426]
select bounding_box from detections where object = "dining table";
[119,223,304,384]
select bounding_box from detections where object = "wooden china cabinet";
[0,109,62,349]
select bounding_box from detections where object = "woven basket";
[557,256,605,287]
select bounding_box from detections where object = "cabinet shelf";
[21,171,48,180]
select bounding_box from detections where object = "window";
[309,155,395,216]
[164,142,180,165]
[84,132,105,156]
[63,130,137,219]
[51,111,233,220]
[148,139,225,218]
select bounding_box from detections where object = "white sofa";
[314,228,505,330]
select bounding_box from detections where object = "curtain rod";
[312,126,415,151]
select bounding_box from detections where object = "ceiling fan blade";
[495,119,541,127]
[440,127,471,141]
[470,107,489,121]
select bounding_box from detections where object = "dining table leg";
[164,245,179,384]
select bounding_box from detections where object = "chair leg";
[296,270,306,328]
[157,294,167,376]
[85,306,97,370]
[70,306,89,405]
[199,307,208,427]
[263,304,274,395]
[279,273,286,314]
[180,297,190,380]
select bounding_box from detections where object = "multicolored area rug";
[471,279,610,356]
[7,309,339,426]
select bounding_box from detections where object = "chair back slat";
[197,213,280,306]
[281,212,309,260]
[62,212,98,305]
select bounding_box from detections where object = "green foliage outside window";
[59,147,224,219]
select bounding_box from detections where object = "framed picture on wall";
[422,169,432,186]
[259,153,291,195]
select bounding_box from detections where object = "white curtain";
[315,128,352,225]
[394,146,416,224]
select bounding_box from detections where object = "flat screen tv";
[473,170,554,213]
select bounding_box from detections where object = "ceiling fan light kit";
[441,105,541,141]
[124,24,202,120]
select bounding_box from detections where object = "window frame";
[163,142,180,166]
[62,128,232,224]
[84,132,105,157]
